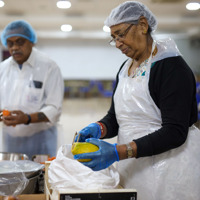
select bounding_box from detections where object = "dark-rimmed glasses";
[109,24,133,46]
[7,38,27,48]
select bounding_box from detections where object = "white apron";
[0,59,53,137]
[114,40,200,200]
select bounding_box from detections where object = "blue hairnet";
[104,1,157,32]
[1,20,37,47]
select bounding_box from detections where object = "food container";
[32,154,49,163]
[0,160,44,196]
[0,152,29,161]
[21,174,40,194]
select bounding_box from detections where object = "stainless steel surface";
[0,160,44,195]
[0,160,44,178]
[0,173,41,195]
[21,173,40,194]
[0,152,29,161]
[72,132,80,145]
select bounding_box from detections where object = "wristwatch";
[24,114,31,125]
[126,143,134,158]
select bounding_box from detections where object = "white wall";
[37,36,200,79]
[175,38,200,74]
[37,39,127,80]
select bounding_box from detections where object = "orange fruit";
[3,110,11,116]
[48,156,56,161]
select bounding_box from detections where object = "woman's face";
[110,22,147,61]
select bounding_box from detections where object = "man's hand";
[2,110,29,126]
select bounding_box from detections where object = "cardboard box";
[44,161,52,200]
[53,189,137,200]
[0,194,46,200]
[45,162,137,200]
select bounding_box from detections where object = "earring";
[143,30,147,34]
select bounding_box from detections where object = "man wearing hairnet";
[0,20,64,159]
[74,1,200,199]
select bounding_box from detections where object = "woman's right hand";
[75,123,101,142]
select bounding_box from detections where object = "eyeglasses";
[7,38,26,48]
[109,24,133,46]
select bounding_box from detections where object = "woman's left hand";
[74,138,119,171]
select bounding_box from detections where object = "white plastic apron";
[0,64,52,137]
[114,41,200,200]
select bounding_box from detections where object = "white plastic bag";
[48,144,120,190]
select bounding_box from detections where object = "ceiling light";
[57,0,71,9]
[0,0,5,7]
[186,2,200,10]
[61,24,72,32]
[103,25,110,33]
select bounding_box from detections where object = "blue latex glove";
[75,123,101,142]
[74,138,119,171]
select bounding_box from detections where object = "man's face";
[6,36,33,64]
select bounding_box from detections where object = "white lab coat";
[0,48,64,157]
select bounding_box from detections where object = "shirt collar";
[25,47,37,67]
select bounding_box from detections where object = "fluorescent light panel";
[186,2,200,10]
[57,0,71,9]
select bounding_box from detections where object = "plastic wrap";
[0,161,28,196]
[151,37,181,63]
[48,144,120,190]
[0,160,44,196]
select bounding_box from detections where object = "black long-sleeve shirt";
[100,56,197,158]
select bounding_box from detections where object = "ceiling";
[0,0,199,40]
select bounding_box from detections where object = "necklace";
[129,59,148,78]
[129,45,157,78]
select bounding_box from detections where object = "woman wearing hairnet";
[74,1,200,199]
[0,20,64,159]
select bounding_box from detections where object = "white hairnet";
[104,1,157,32]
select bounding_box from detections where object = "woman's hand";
[74,138,119,171]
